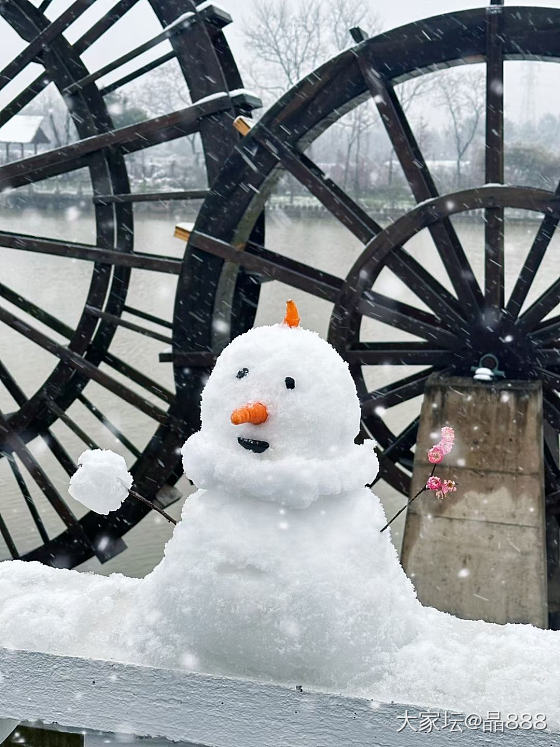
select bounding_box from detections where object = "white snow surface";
[1,317,560,724]
[68,449,132,515]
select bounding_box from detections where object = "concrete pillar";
[401,374,547,628]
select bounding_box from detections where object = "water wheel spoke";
[544,437,560,510]
[0,280,72,339]
[484,2,505,309]
[0,513,19,559]
[0,359,77,478]
[123,306,172,330]
[45,398,99,450]
[538,369,560,390]
[0,358,27,405]
[380,416,419,463]
[373,452,412,494]
[78,394,141,459]
[94,190,209,205]
[0,304,168,424]
[0,0,95,97]
[0,93,254,190]
[0,230,182,273]
[100,50,176,96]
[0,71,51,132]
[74,0,142,56]
[529,315,560,346]
[252,127,465,328]
[544,392,560,431]
[0,408,80,532]
[544,419,560,470]
[537,349,560,367]
[4,452,50,545]
[359,290,459,347]
[506,214,559,319]
[63,7,204,96]
[386,246,466,329]
[363,415,418,472]
[357,57,483,314]
[190,231,343,302]
[102,352,173,404]
[358,416,412,493]
[345,342,449,366]
[361,368,434,414]
[0,0,141,130]
[517,277,560,333]
[252,125,379,243]
[40,431,77,478]
[545,472,560,512]
[0,280,173,403]
[84,305,172,345]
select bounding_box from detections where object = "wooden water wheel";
[174,3,560,564]
[0,0,259,566]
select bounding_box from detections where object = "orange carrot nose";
[231,402,268,425]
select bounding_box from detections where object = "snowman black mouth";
[238,437,269,454]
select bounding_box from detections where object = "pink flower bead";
[426,476,442,491]
[439,439,453,455]
[435,480,457,499]
[442,479,457,495]
[441,426,455,443]
[427,445,444,464]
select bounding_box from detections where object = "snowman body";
[132,316,420,690]
[135,483,418,690]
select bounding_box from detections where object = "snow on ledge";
[0,647,557,747]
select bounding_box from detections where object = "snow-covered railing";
[0,647,557,747]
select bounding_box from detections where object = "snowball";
[68,449,132,515]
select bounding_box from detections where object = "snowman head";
[182,301,378,507]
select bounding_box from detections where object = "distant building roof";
[0,115,50,145]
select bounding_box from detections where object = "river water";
[0,205,557,576]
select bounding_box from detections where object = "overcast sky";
[1,1,560,122]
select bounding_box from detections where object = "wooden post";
[401,373,548,628]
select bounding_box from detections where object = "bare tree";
[327,0,380,52]
[327,1,381,193]
[243,0,380,97]
[243,0,382,196]
[436,69,485,187]
[120,60,206,184]
[243,0,324,98]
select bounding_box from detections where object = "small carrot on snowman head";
[69,449,176,524]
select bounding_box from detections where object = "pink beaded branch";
[380,426,457,533]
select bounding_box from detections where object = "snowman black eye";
[236,368,249,379]
[285,377,295,390]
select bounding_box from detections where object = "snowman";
[129,300,420,690]
[0,300,420,695]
